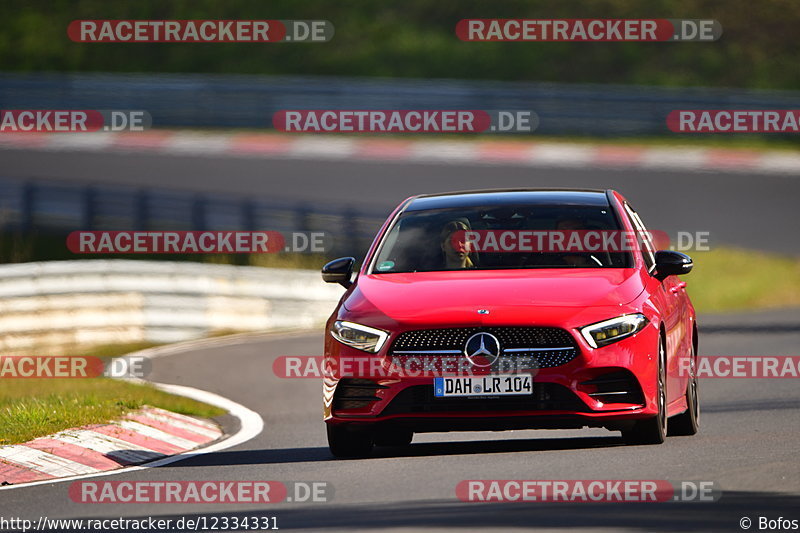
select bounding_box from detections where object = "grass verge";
[72,341,163,359]
[687,247,800,313]
[0,379,225,446]
[0,343,226,446]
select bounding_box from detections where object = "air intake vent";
[580,370,644,405]
[333,378,386,410]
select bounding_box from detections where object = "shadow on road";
[161,435,625,468]
[113,491,800,531]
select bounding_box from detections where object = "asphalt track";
[1,147,799,254]
[0,307,798,532]
[1,147,799,531]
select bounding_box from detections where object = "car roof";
[405,188,612,211]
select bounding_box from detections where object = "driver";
[556,217,593,267]
[440,219,474,269]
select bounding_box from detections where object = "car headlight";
[331,321,389,353]
[579,314,649,349]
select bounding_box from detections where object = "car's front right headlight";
[579,314,649,349]
[330,321,389,353]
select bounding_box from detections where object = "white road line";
[639,148,709,170]
[164,133,233,155]
[288,137,357,158]
[410,141,479,162]
[529,144,596,167]
[0,445,99,477]
[44,133,115,151]
[758,153,800,174]
[2,132,799,174]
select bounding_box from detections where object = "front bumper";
[323,322,661,432]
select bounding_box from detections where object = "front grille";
[333,378,386,410]
[580,370,644,405]
[389,327,579,369]
[381,383,588,415]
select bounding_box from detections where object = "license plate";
[434,374,533,398]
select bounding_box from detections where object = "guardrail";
[0,177,388,260]
[2,72,800,136]
[0,259,344,355]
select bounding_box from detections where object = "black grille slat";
[392,327,575,350]
[338,395,381,401]
[390,327,579,369]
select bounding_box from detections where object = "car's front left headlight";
[331,321,389,353]
[579,314,649,349]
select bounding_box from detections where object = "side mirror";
[654,250,693,280]
[322,257,355,288]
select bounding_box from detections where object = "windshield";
[371,204,634,273]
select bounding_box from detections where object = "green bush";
[1,0,798,89]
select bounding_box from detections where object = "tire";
[668,342,700,436]
[623,336,667,445]
[374,429,413,447]
[327,424,374,458]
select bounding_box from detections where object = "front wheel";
[623,337,667,445]
[669,343,700,436]
[327,424,374,458]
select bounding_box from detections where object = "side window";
[623,203,656,271]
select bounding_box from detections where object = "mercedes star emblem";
[464,332,501,367]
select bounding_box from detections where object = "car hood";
[343,268,647,325]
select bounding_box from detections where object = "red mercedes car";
[321,189,698,457]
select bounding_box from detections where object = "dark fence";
[0,177,388,260]
[2,73,800,136]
